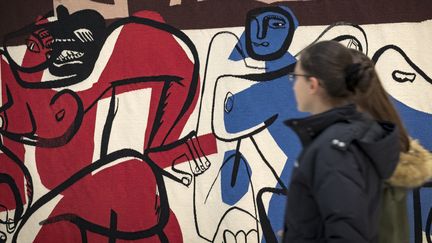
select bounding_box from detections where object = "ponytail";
[349,49,410,152]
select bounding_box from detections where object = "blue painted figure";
[219,6,306,242]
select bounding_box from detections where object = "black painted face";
[48,6,106,77]
[3,5,106,88]
[245,7,296,61]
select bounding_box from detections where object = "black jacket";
[282,104,400,243]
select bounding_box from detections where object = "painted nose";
[257,27,266,40]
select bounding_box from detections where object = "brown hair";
[349,49,410,152]
[299,41,358,106]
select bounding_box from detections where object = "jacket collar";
[285,104,400,180]
[284,104,360,147]
[387,139,432,187]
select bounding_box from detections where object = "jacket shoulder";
[313,120,371,152]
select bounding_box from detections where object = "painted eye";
[271,22,285,28]
[26,39,41,53]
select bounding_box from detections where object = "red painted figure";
[0,9,216,242]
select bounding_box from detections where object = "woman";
[349,49,432,243]
[282,40,400,242]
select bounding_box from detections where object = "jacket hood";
[356,122,400,180]
[387,139,432,188]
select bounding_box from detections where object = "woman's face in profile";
[293,62,313,113]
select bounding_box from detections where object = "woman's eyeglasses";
[287,73,313,82]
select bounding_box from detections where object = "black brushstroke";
[0,85,14,113]
[392,70,416,83]
[295,22,368,57]
[108,210,117,243]
[257,187,287,243]
[372,45,432,85]
[100,87,117,157]
[146,81,171,149]
[231,140,242,187]
[250,136,287,191]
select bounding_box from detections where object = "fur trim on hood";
[387,139,432,188]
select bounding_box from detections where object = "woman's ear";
[308,77,321,94]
